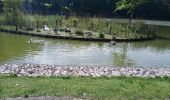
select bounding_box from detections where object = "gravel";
[0,64,170,77]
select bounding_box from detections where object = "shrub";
[25,27,34,31]
[36,29,41,32]
[73,19,78,27]
[59,28,65,32]
[99,33,105,39]
[75,30,84,36]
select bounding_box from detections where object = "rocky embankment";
[0,64,170,77]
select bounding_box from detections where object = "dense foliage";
[3,0,24,31]
[0,0,170,20]
[115,0,148,24]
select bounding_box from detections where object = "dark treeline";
[0,0,170,20]
[0,0,3,12]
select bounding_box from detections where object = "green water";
[0,25,170,67]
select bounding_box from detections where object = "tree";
[62,6,71,21]
[115,0,148,25]
[3,0,23,31]
[0,0,3,12]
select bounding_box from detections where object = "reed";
[0,14,155,39]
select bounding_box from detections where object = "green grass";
[0,75,170,100]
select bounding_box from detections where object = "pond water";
[0,25,170,68]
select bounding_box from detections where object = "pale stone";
[1,64,170,77]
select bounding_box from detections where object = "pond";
[0,25,170,68]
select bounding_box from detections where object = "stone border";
[0,29,155,42]
[0,64,170,77]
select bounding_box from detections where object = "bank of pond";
[1,64,170,77]
[0,28,155,42]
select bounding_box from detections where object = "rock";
[27,70,35,74]
[0,64,170,77]
[149,71,156,76]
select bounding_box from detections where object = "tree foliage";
[115,0,148,14]
[115,0,148,25]
[1,0,170,20]
[3,0,24,31]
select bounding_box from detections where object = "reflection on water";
[0,33,43,63]
[0,31,170,67]
[127,39,170,67]
[112,44,135,66]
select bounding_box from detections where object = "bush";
[99,33,105,39]
[25,27,34,31]
[36,29,41,32]
[73,19,78,27]
[59,28,65,32]
[75,30,84,36]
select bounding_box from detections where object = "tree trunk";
[109,26,112,35]
[128,12,133,27]
[14,15,18,32]
[16,24,18,32]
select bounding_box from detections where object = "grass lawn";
[0,75,170,100]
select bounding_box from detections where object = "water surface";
[0,27,170,67]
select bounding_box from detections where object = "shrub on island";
[75,29,84,36]
[99,33,105,39]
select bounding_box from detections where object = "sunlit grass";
[0,75,170,100]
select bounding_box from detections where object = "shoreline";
[0,29,155,42]
[0,64,170,77]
